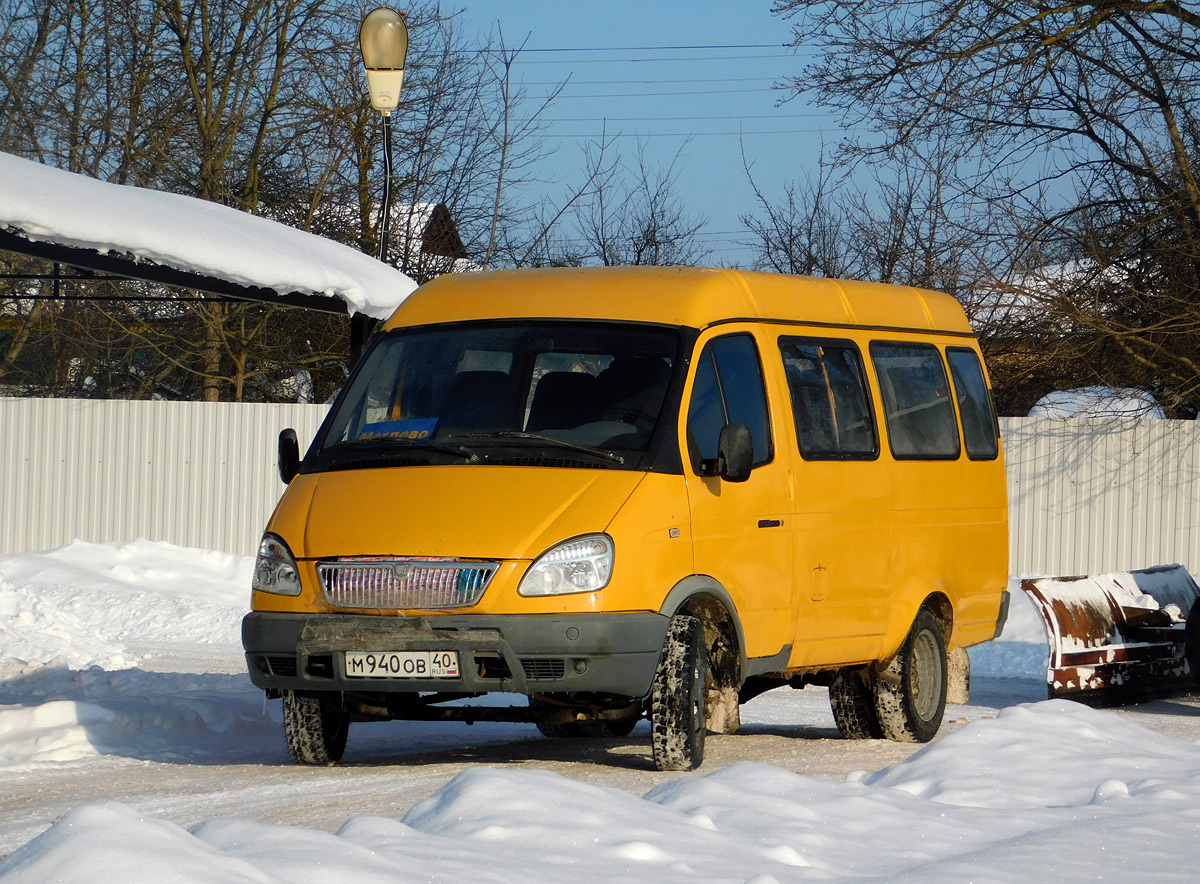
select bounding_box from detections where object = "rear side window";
[870,342,960,460]
[779,337,877,459]
[947,348,1000,460]
[686,334,772,470]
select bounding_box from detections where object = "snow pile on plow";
[1020,564,1200,702]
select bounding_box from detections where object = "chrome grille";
[318,559,498,610]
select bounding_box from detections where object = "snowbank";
[2,540,1198,882]
[0,538,249,672]
[4,702,1200,882]
[0,540,260,765]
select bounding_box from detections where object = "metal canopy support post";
[349,312,378,364]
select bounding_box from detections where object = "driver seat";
[595,356,671,420]
[526,371,600,431]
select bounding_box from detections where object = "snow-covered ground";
[1,541,1198,882]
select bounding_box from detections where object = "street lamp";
[353,8,408,361]
[360,8,409,115]
[359,8,409,265]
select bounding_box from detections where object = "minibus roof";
[382,266,974,336]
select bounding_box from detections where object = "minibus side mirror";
[716,423,754,482]
[278,428,301,485]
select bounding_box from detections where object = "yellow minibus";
[242,266,1009,770]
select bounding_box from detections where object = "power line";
[519,53,796,65]
[546,113,826,123]
[523,75,779,86]
[511,43,791,53]
[545,229,753,244]
[559,87,778,99]
[541,128,852,138]
[0,43,799,60]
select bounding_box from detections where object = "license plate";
[344,650,460,679]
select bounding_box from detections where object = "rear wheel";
[283,691,349,765]
[874,608,948,743]
[829,667,883,739]
[531,698,641,738]
[534,720,583,738]
[597,715,640,737]
[650,614,708,771]
[530,697,581,738]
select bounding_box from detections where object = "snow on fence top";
[0,151,417,320]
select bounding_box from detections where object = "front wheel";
[873,609,948,743]
[283,691,350,765]
[650,614,708,771]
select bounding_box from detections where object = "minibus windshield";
[318,321,681,469]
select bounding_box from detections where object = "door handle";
[757,518,783,528]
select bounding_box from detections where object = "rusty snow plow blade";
[1020,564,1200,704]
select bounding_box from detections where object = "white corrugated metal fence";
[999,416,1200,575]
[1,398,327,556]
[2,399,1199,573]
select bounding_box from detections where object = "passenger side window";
[946,348,1000,460]
[686,334,772,470]
[870,342,961,460]
[779,338,877,460]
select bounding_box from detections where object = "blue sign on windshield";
[358,418,439,441]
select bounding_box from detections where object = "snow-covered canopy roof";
[0,152,417,320]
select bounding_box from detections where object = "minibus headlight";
[252,534,302,596]
[518,534,614,597]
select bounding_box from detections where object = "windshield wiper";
[457,431,625,465]
[328,437,479,462]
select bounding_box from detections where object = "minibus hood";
[293,466,645,560]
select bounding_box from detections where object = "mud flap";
[1020,564,1200,704]
[947,647,970,705]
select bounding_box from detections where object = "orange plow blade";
[1020,564,1200,704]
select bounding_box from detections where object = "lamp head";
[359,8,409,113]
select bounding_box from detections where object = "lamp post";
[353,8,408,361]
[359,8,409,264]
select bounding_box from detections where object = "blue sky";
[450,1,846,266]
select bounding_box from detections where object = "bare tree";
[743,140,980,292]
[742,147,857,278]
[477,32,565,268]
[773,0,1200,414]
[569,143,710,267]
[0,1,581,400]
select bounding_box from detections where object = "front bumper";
[242,610,671,698]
